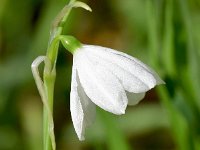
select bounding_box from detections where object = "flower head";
[68,42,164,140]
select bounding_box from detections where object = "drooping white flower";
[69,44,164,140]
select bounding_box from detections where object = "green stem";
[43,70,56,150]
[42,1,75,150]
[41,0,91,149]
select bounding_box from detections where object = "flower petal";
[74,50,128,115]
[84,50,149,93]
[107,48,164,85]
[70,63,96,140]
[82,45,164,93]
[126,92,146,105]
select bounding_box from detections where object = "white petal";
[70,63,96,140]
[82,45,164,93]
[84,50,149,93]
[74,50,128,115]
[108,48,165,85]
[126,92,146,105]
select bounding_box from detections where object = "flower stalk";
[31,1,91,150]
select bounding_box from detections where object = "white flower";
[70,45,164,140]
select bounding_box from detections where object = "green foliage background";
[0,0,200,149]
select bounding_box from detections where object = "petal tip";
[148,77,165,90]
[79,137,85,141]
[78,134,85,141]
[115,108,126,115]
[120,110,125,115]
[157,79,165,85]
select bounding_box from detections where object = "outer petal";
[74,50,128,115]
[82,45,164,93]
[70,62,96,140]
[85,50,149,93]
[126,92,146,105]
[107,47,164,85]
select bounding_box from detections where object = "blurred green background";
[0,0,200,149]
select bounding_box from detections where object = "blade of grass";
[178,0,200,110]
[178,0,200,149]
[146,0,194,149]
[146,0,160,68]
[163,0,176,77]
[158,87,194,150]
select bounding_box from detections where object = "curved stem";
[31,56,56,150]
[43,69,56,150]
[43,1,75,149]
[33,1,92,150]
[42,0,91,150]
